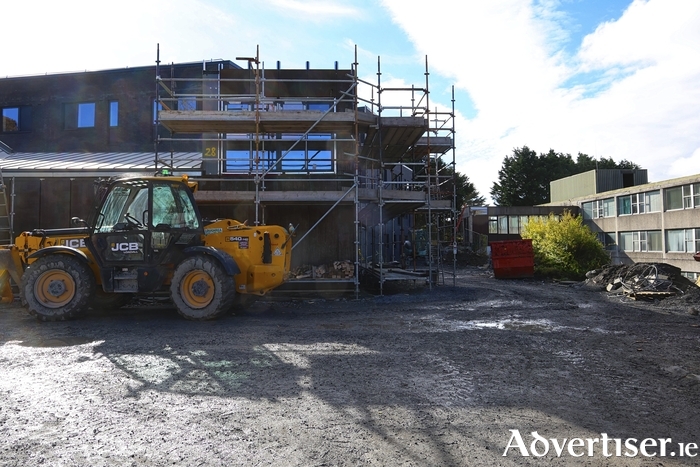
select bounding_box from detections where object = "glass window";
[488,216,498,234]
[646,191,661,212]
[178,98,196,111]
[498,216,508,234]
[665,186,683,210]
[519,216,529,232]
[308,102,331,111]
[667,230,686,252]
[631,193,644,214]
[619,232,633,251]
[77,103,95,128]
[226,149,252,172]
[2,107,19,132]
[647,231,662,251]
[508,216,519,234]
[694,183,700,208]
[109,101,118,127]
[682,185,693,209]
[281,101,304,111]
[582,202,593,220]
[153,100,163,123]
[618,196,632,215]
[602,198,615,217]
[94,183,148,233]
[686,229,700,253]
[603,232,616,250]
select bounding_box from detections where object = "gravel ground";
[1,267,699,466]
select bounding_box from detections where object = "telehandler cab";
[0,174,292,321]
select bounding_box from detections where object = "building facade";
[549,172,700,280]
[0,52,457,292]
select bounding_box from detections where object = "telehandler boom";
[0,174,292,320]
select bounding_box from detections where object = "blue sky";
[3,0,700,203]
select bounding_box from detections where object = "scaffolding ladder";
[0,170,13,245]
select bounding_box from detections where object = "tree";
[490,147,642,206]
[453,171,486,207]
[521,212,610,280]
[490,146,552,206]
[420,157,485,208]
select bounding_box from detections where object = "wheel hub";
[191,279,210,297]
[47,280,66,297]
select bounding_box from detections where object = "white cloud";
[268,0,362,20]
[381,0,700,203]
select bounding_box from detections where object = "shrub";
[521,212,610,280]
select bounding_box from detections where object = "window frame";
[109,101,119,127]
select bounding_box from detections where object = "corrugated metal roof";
[0,151,202,174]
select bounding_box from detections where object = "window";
[77,103,95,128]
[225,133,335,174]
[682,271,699,282]
[645,190,661,212]
[2,106,30,132]
[584,198,615,219]
[153,100,163,123]
[618,192,659,215]
[666,184,700,210]
[665,186,683,210]
[667,229,700,253]
[508,216,519,234]
[597,232,616,250]
[177,98,196,111]
[619,231,662,252]
[498,216,508,234]
[488,216,498,234]
[2,107,19,132]
[65,102,95,129]
[618,196,632,215]
[109,101,118,127]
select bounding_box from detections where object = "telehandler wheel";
[170,255,235,320]
[20,255,96,321]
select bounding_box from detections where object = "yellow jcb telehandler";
[0,174,292,320]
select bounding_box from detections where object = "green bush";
[521,212,610,280]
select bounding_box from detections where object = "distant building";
[547,171,700,280]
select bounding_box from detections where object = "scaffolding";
[154,46,456,295]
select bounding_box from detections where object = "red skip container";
[490,239,534,279]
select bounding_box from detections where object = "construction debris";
[586,263,700,305]
[292,261,355,280]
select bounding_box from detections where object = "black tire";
[20,255,95,321]
[170,255,235,320]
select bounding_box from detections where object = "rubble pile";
[291,260,355,279]
[586,263,700,307]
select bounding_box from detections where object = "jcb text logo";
[61,238,86,248]
[111,242,140,252]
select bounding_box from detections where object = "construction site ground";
[1,266,699,466]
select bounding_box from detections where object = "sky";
[3,0,700,204]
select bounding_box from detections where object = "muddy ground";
[1,267,699,466]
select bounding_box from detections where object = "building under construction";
[0,47,458,294]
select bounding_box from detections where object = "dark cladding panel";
[71,178,98,222]
[12,178,41,235]
[39,179,72,229]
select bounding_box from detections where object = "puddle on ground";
[18,337,95,348]
[436,318,558,333]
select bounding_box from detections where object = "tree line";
[431,146,639,208]
[489,146,639,206]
